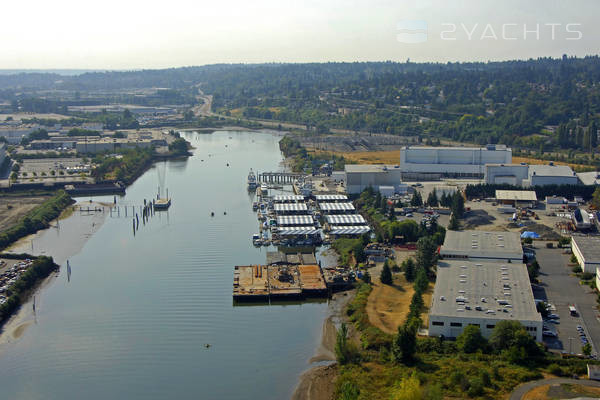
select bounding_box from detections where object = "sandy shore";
[292,290,356,400]
[0,202,109,343]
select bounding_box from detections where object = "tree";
[362,270,371,284]
[456,325,488,353]
[451,191,465,218]
[448,213,459,230]
[536,301,549,318]
[416,236,437,272]
[414,267,428,294]
[427,188,439,207]
[380,260,393,285]
[403,258,416,282]
[352,241,366,265]
[393,319,418,364]
[583,343,592,356]
[183,109,194,121]
[410,191,423,207]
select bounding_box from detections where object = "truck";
[569,305,578,316]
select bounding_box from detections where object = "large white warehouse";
[428,260,542,341]
[344,164,403,195]
[400,145,512,180]
[485,163,579,187]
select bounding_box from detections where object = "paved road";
[510,377,600,400]
[535,244,600,356]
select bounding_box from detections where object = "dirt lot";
[523,383,600,400]
[0,195,50,233]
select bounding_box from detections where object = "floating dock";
[154,198,171,210]
[233,264,327,301]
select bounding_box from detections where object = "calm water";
[0,131,329,400]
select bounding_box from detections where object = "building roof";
[274,203,308,212]
[319,202,355,211]
[495,190,537,202]
[402,144,508,151]
[440,230,523,261]
[577,171,600,186]
[276,226,320,235]
[266,252,318,265]
[572,236,600,264]
[315,194,348,201]
[273,195,305,202]
[276,215,314,226]
[429,260,541,322]
[529,164,575,177]
[344,164,400,173]
[326,214,366,225]
[329,226,371,235]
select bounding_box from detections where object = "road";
[510,377,600,400]
[534,244,600,356]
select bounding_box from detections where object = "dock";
[233,264,327,301]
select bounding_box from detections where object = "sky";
[2,0,599,69]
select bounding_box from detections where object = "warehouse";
[318,202,355,214]
[495,190,537,208]
[400,144,512,180]
[439,230,523,262]
[485,164,529,185]
[428,260,542,341]
[571,236,600,274]
[527,164,578,186]
[344,164,403,194]
[326,214,366,226]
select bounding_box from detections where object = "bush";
[548,363,563,376]
[581,272,595,281]
[572,265,582,273]
[467,377,484,397]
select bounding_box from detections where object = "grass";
[309,149,400,165]
[512,156,591,170]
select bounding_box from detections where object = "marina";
[0,131,331,400]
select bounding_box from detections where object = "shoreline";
[0,201,109,344]
[292,289,356,400]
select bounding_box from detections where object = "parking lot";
[20,158,88,175]
[533,244,600,356]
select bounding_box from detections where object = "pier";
[258,172,304,184]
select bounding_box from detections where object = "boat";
[247,169,258,190]
[252,234,262,246]
[260,183,268,195]
[252,202,259,211]
[154,198,171,210]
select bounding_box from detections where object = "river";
[0,130,330,400]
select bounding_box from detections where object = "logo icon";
[397,20,428,43]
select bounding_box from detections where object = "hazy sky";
[2,0,599,69]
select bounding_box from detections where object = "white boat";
[247,170,257,190]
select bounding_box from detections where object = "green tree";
[427,188,439,207]
[403,258,416,282]
[593,187,600,209]
[352,241,366,264]
[448,213,459,230]
[451,191,465,218]
[416,236,437,272]
[392,319,418,364]
[362,269,371,284]
[536,301,549,318]
[183,109,194,121]
[456,325,488,353]
[410,191,423,207]
[380,260,393,285]
[583,343,592,356]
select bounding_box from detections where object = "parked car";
[543,331,557,337]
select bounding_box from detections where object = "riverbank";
[0,201,109,343]
[292,289,356,400]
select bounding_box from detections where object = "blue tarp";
[520,231,540,239]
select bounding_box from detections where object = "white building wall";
[572,239,600,274]
[346,169,402,194]
[529,174,579,186]
[484,164,529,185]
[428,314,542,342]
[401,146,512,176]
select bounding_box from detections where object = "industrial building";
[344,164,403,194]
[495,190,537,208]
[528,164,578,186]
[577,171,600,186]
[485,163,578,187]
[428,260,542,341]
[400,145,512,180]
[571,236,600,274]
[76,138,154,154]
[485,164,529,186]
[439,230,523,262]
